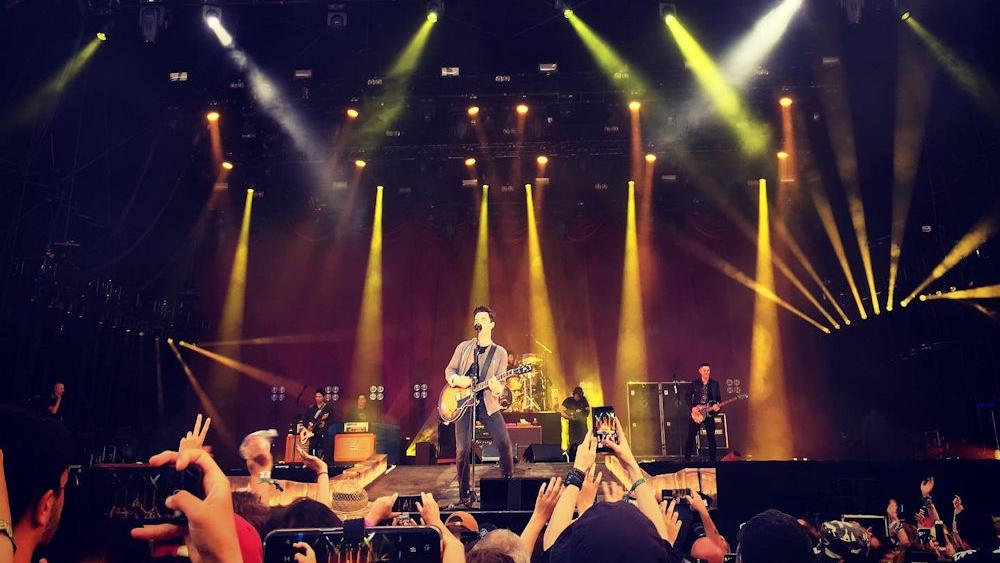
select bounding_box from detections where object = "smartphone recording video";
[393,494,422,513]
[592,406,618,453]
[89,463,203,524]
[264,527,442,563]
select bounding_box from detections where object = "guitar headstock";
[512,364,534,375]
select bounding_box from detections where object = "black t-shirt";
[464,346,491,381]
[561,397,590,423]
[345,406,374,422]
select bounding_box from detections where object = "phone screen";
[393,494,422,513]
[592,406,618,453]
[264,527,442,563]
[89,463,203,524]
[917,527,931,544]
[933,522,945,543]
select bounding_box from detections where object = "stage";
[364,458,1000,541]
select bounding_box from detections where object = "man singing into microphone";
[444,305,513,507]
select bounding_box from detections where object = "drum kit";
[505,353,550,411]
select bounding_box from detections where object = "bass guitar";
[438,364,533,424]
[690,393,748,424]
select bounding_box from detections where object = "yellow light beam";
[808,176,869,319]
[773,219,851,326]
[887,28,936,312]
[357,19,436,149]
[525,184,565,391]
[923,284,1000,301]
[664,15,771,156]
[218,189,254,348]
[195,331,355,347]
[469,185,490,312]
[748,179,794,459]
[179,341,302,391]
[6,36,103,126]
[906,18,1000,121]
[615,181,649,390]
[351,185,384,385]
[813,51,880,315]
[901,201,1000,307]
[564,11,652,100]
[166,339,236,449]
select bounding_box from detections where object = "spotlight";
[516,104,529,115]
[222,161,234,170]
[97,32,108,42]
[346,108,360,119]
[779,96,793,107]
[203,7,234,47]
[354,159,367,168]
[919,294,926,301]
[628,100,642,111]
[900,10,911,21]
[563,8,573,18]
[537,155,549,165]
[645,153,656,163]
[206,111,220,122]
[139,3,166,44]
[426,0,443,22]
[467,105,480,116]
[465,157,477,167]
[777,150,789,159]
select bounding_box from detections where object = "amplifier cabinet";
[334,433,376,463]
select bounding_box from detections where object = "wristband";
[317,471,329,476]
[564,468,586,489]
[624,477,646,500]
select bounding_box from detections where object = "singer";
[443,305,514,507]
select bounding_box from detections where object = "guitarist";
[305,390,332,460]
[684,362,721,462]
[444,305,513,506]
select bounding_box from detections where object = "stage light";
[97,32,107,42]
[467,105,480,116]
[564,10,653,103]
[347,108,360,119]
[900,10,911,21]
[779,96,793,107]
[465,157,476,167]
[516,104,529,115]
[206,111,220,122]
[221,161,234,170]
[355,159,367,168]
[777,150,789,159]
[536,155,549,165]
[563,8,573,18]
[628,100,641,111]
[427,10,438,22]
[204,11,234,47]
[426,1,442,23]
[645,153,656,163]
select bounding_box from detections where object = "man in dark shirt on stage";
[304,391,332,459]
[560,386,590,460]
[684,363,721,462]
[47,382,66,424]
[345,393,376,422]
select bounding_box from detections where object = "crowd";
[1,402,998,563]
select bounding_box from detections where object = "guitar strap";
[477,344,498,384]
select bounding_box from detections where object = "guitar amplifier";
[627,382,691,457]
[334,433,376,463]
[696,413,730,451]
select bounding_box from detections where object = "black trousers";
[455,400,513,499]
[684,415,717,461]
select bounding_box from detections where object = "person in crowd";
[736,508,816,563]
[47,382,66,423]
[0,406,74,563]
[470,529,529,563]
[231,490,269,533]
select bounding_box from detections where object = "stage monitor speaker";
[523,443,564,463]
[481,444,500,462]
[415,442,436,465]
[480,477,549,510]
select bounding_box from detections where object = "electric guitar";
[690,394,748,424]
[438,364,533,424]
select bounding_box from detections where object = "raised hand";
[531,476,563,522]
[661,499,682,547]
[684,493,709,515]
[920,477,935,497]
[601,418,641,481]
[952,495,964,515]
[179,414,212,452]
[293,542,317,563]
[296,447,328,475]
[887,498,900,521]
[416,492,443,527]
[573,433,598,473]
[600,480,626,503]
[576,467,602,516]
[365,493,400,527]
[131,449,242,563]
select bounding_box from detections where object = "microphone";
[474,323,483,333]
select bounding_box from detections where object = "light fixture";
[346,108,360,119]
[426,0,443,22]
[645,153,656,163]
[467,105,480,116]
[628,100,642,111]
[516,104,529,115]
[779,96,793,107]
[900,10,911,21]
[355,159,367,168]
[537,155,549,165]
[465,157,477,167]
[222,161,234,170]
[97,32,108,41]
[206,111,220,122]
[777,150,789,159]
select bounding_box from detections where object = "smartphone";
[917,527,932,544]
[933,522,945,543]
[592,406,618,453]
[89,463,203,524]
[264,527,442,563]
[393,494,422,513]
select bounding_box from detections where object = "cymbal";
[520,353,544,366]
